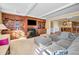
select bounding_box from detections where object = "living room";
[0,3,79,55]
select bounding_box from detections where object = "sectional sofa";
[34,32,79,55]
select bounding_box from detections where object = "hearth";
[27,28,37,38]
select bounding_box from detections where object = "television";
[27,19,36,25]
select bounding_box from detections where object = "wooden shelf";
[2,12,46,38]
[61,21,79,33]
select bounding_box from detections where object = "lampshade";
[0,24,7,30]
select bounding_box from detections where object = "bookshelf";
[61,20,79,33]
[2,13,46,38]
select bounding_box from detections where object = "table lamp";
[0,24,7,34]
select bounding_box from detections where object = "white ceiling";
[0,3,77,19]
[0,3,36,15]
[27,3,68,17]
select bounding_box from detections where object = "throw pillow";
[0,38,9,46]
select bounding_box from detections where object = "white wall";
[51,20,60,33]
[46,20,61,34]
[45,20,51,34]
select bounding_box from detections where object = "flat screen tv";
[27,19,36,25]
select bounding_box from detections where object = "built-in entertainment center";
[2,13,46,38]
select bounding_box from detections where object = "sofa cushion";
[73,36,79,42]
[0,34,10,55]
[34,36,52,47]
[0,34,10,44]
[49,35,60,42]
[57,32,76,41]
[68,33,77,41]
[0,34,10,46]
[67,38,79,55]
[56,39,72,49]
[0,38,9,46]
[58,32,70,40]
[68,46,79,55]
[44,42,65,55]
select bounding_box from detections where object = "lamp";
[0,24,7,34]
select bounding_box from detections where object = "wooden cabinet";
[61,21,79,33]
[38,21,46,29]
[26,16,46,34]
[2,13,25,31]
